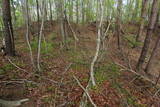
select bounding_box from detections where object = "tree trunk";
[145,35,160,73]
[116,0,122,50]
[36,0,40,22]
[49,0,53,21]
[76,0,79,24]
[11,0,16,26]
[136,0,160,71]
[36,0,40,38]
[136,0,149,41]
[25,0,35,69]
[2,0,15,56]
[82,0,85,24]
[154,8,160,32]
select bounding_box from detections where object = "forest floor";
[0,20,160,107]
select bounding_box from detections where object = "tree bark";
[76,0,79,24]
[136,0,149,41]
[116,0,122,50]
[2,0,15,56]
[49,0,53,21]
[136,0,160,71]
[145,34,160,73]
[11,0,16,25]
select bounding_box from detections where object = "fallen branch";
[0,98,29,107]
[114,62,160,87]
[0,79,37,85]
[73,76,97,107]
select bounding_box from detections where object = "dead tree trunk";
[136,0,160,71]
[2,0,15,56]
[136,0,149,42]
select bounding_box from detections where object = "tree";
[116,0,122,49]
[145,34,160,73]
[136,0,160,71]
[49,0,53,21]
[2,0,15,56]
[136,0,149,41]
[25,0,35,69]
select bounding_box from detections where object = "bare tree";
[90,0,104,87]
[25,0,35,69]
[37,0,45,71]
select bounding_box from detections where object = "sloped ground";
[0,20,160,107]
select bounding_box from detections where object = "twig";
[73,76,97,107]
[0,78,37,84]
[155,72,160,86]
[153,89,160,97]
[63,63,72,75]
[129,75,140,84]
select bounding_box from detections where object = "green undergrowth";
[124,34,142,47]
[0,64,15,73]
[91,63,120,91]
[30,40,54,54]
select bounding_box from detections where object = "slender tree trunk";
[82,0,85,24]
[136,0,160,71]
[37,0,45,71]
[76,0,79,24]
[90,0,104,86]
[49,0,53,21]
[25,0,35,69]
[36,0,40,39]
[116,0,122,50]
[44,1,48,21]
[136,0,149,41]
[132,0,140,22]
[11,0,16,26]
[36,0,40,22]
[2,0,15,56]
[154,8,160,32]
